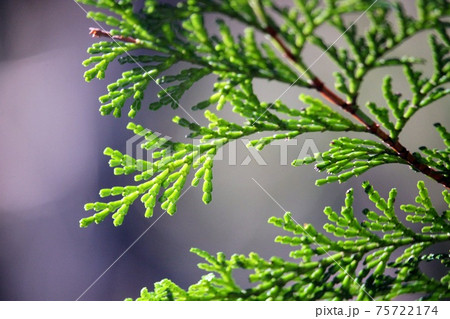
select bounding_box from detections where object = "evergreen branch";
[127,181,450,301]
[77,0,450,301]
[261,18,450,189]
[314,75,450,189]
[81,84,367,227]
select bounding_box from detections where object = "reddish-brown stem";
[265,27,298,62]
[311,78,450,188]
[264,27,450,189]
[89,27,139,44]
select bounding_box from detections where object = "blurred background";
[0,0,448,300]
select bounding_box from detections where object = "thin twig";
[89,27,139,44]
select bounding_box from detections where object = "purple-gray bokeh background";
[0,0,448,300]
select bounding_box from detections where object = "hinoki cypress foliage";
[77,0,450,300]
